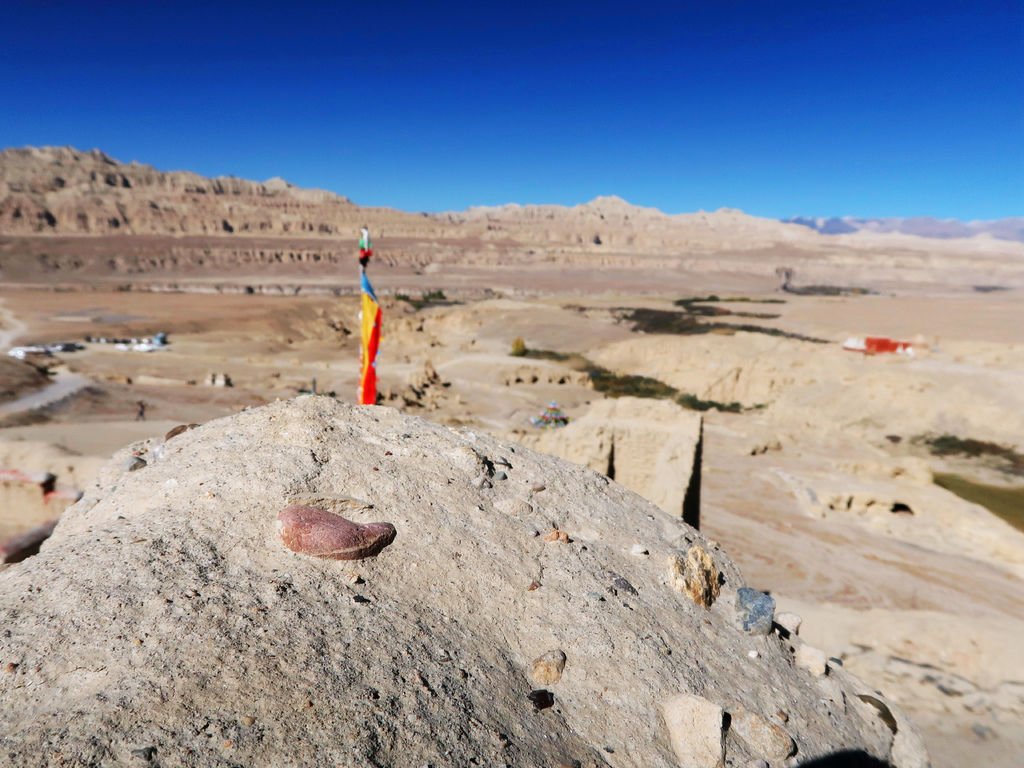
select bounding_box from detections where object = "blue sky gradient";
[2,1,1021,218]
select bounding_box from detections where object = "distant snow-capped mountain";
[783,216,1024,243]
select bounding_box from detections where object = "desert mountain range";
[0,145,1018,246]
[1,146,1021,289]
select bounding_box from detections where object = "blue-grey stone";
[736,587,775,635]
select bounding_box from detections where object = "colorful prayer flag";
[358,270,382,405]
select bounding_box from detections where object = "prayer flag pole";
[357,226,381,405]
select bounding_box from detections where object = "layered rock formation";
[2,146,1021,290]
[0,397,922,766]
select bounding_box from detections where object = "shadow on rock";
[799,750,893,767]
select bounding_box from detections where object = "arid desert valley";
[1,147,1022,768]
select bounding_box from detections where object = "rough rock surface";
[0,397,913,766]
[669,545,721,608]
[520,397,703,524]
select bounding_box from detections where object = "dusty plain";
[2,277,1023,768]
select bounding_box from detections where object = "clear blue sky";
[2,1,1022,219]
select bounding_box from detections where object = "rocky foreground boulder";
[0,397,924,767]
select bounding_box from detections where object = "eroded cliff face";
[2,146,1021,291]
[0,397,922,767]
[518,397,703,526]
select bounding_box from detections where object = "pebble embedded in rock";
[729,705,796,761]
[774,611,802,637]
[661,693,725,768]
[531,650,567,685]
[610,574,638,596]
[794,643,827,677]
[125,456,147,472]
[528,689,554,711]
[543,528,571,543]
[735,587,775,635]
[240,715,256,727]
[669,545,721,608]
[498,498,533,517]
[277,504,396,561]
[493,470,508,481]
[630,544,649,556]
[164,424,199,442]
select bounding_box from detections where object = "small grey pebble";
[125,456,147,472]
[494,470,508,481]
[585,591,606,603]
[972,723,995,741]
[611,575,638,596]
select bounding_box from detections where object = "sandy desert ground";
[1,273,1022,767]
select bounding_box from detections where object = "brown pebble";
[222,740,233,749]
[277,504,396,561]
[668,545,721,608]
[527,580,541,592]
[240,715,255,727]
[531,650,567,685]
[544,528,571,544]
[4,662,18,673]
[164,423,199,441]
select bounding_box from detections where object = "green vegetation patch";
[584,364,680,400]
[676,393,743,413]
[521,348,575,362]
[921,434,1024,477]
[783,285,874,297]
[934,473,1024,533]
[514,344,746,412]
[395,290,459,310]
[674,296,785,318]
[624,308,825,343]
